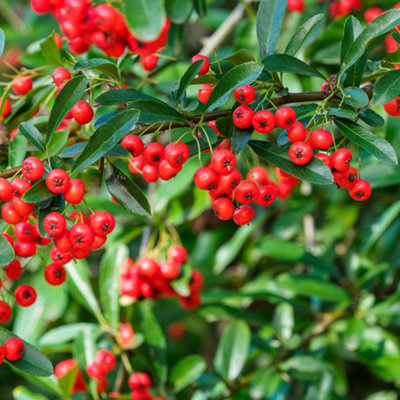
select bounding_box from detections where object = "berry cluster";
[122,135,190,183]
[30,0,170,69]
[0,337,25,365]
[119,245,203,310]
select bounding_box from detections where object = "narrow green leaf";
[193,0,206,17]
[214,320,250,382]
[48,129,69,156]
[273,303,294,341]
[359,109,385,127]
[13,386,48,400]
[170,355,206,393]
[47,76,87,144]
[58,365,78,398]
[231,125,253,154]
[176,60,204,105]
[129,100,186,123]
[206,62,263,112]
[285,14,324,56]
[0,28,5,57]
[18,122,46,151]
[280,355,327,374]
[22,180,55,204]
[341,87,369,108]
[256,0,288,58]
[40,33,63,66]
[95,89,156,106]
[249,140,333,185]
[334,119,398,165]
[74,58,120,82]
[374,70,400,105]
[0,233,14,266]
[10,370,62,397]
[9,135,27,168]
[39,323,98,347]
[221,49,256,66]
[72,110,139,173]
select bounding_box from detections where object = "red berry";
[69,223,94,248]
[44,212,67,237]
[54,231,73,253]
[2,203,22,224]
[1,233,14,247]
[5,260,21,280]
[128,372,151,391]
[22,157,45,181]
[50,245,72,265]
[139,55,159,71]
[138,257,159,278]
[129,156,145,174]
[91,235,107,250]
[46,169,70,193]
[11,178,31,198]
[0,346,4,365]
[44,264,67,285]
[12,77,33,95]
[54,33,63,50]
[160,260,181,280]
[52,67,71,87]
[336,166,358,188]
[14,222,35,242]
[309,129,333,149]
[234,85,256,104]
[233,205,255,225]
[252,110,276,133]
[331,148,352,172]
[256,184,277,206]
[164,142,190,167]
[211,149,236,175]
[167,245,187,264]
[121,135,144,157]
[143,142,165,166]
[287,0,305,12]
[287,121,306,143]
[192,55,210,75]
[94,349,116,374]
[71,100,94,125]
[11,197,34,217]
[384,97,400,116]
[275,106,296,129]
[189,270,204,291]
[213,197,234,220]
[234,180,259,204]
[194,167,218,190]
[247,167,269,186]
[158,159,181,180]
[289,141,313,165]
[219,169,241,192]
[118,323,135,346]
[14,241,36,257]
[71,246,91,259]
[0,178,12,201]
[64,179,85,204]
[4,337,24,361]
[315,153,332,169]
[89,211,115,236]
[0,301,11,324]
[364,7,382,23]
[0,99,11,117]
[179,292,201,310]
[233,105,254,129]
[198,84,213,104]
[31,0,51,13]
[14,285,37,307]
[349,179,371,201]
[142,164,158,182]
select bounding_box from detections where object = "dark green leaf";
[0,233,14,266]
[48,129,69,156]
[206,62,263,112]
[262,54,324,78]
[327,107,357,120]
[95,89,156,106]
[47,76,87,144]
[74,58,120,82]
[249,140,333,185]
[214,320,250,381]
[18,122,46,152]
[9,135,27,167]
[105,163,151,217]
[256,0,287,58]
[130,99,186,123]
[221,49,256,66]
[176,60,204,105]
[231,126,253,154]
[22,180,55,204]
[193,0,206,17]
[40,33,63,66]
[285,14,324,56]
[359,109,384,127]
[0,326,53,377]
[170,355,206,393]
[0,28,5,57]
[123,0,165,41]
[334,119,398,165]
[166,0,192,24]
[72,110,139,173]
[342,88,369,108]
[373,70,400,105]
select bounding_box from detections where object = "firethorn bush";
[1,0,400,398]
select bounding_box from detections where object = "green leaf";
[359,109,384,127]
[22,180,55,204]
[13,386,48,400]
[38,323,98,347]
[18,122,46,151]
[249,140,333,185]
[206,62,263,112]
[40,33,63,66]
[214,320,250,382]
[58,365,79,398]
[74,58,120,82]
[280,355,327,375]
[334,119,398,165]
[165,0,192,24]
[0,326,54,377]
[47,129,69,156]
[342,10,400,72]
[105,163,151,217]
[193,0,206,17]
[65,259,104,321]
[0,28,5,57]
[47,76,87,144]
[0,233,14,266]
[138,303,167,384]
[262,54,324,78]
[277,274,351,302]
[9,134,27,168]
[99,244,129,330]
[221,49,256,66]
[256,0,288,58]
[170,355,206,392]
[231,125,253,154]
[250,367,285,399]
[373,70,400,105]
[123,0,165,41]
[95,89,156,106]
[273,303,294,341]
[73,326,98,372]
[176,60,204,105]
[130,99,186,123]
[72,110,139,173]
[285,14,324,56]
[341,87,369,108]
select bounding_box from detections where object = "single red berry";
[71,246,91,259]
[129,156,145,174]
[14,241,36,257]
[64,179,85,204]
[0,178,12,201]
[14,285,37,307]
[0,99,11,117]
[91,235,107,250]
[143,142,165,166]
[198,84,213,104]
[167,245,187,264]
[309,129,333,149]
[14,222,35,242]
[69,223,94,248]
[287,121,306,143]
[158,159,181,180]
[349,179,371,201]
[0,301,12,324]
[54,231,73,253]
[233,205,255,225]
[287,0,305,12]
[93,4,119,30]
[34,224,51,246]
[86,362,105,379]
[165,142,190,167]
[289,141,313,165]
[50,245,72,265]
[315,153,332,169]
[160,260,181,280]
[234,180,259,204]
[12,77,33,95]
[139,55,159,71]
[247,167,269,186]
[11,197,34,217]
[208,120,221,136]
[4,337,24,361]
[189,270,204,291]
[331,148,352,172]
[179,292,201,310]
[30,0,51,13]
[0,346,4,365]
[142,164,158,182]
[213,197,234,220]
[256,184,277,206]
[234,85,256,104]
[22,157,45,181]
[2,203,22,224]
[233,105,254,129]
[46,169,70,193]
[219,169,241,192]
[121,135,144,157]
[211,149,236,175]
[364,7,382,23]
[52,67,71,87]
[118,323,135,346]
[275,106,296,129]
[128,372,151,391]
[336,166,358,188]
[54,33,63,50]
[89,211,115,236]
[384,97,400,116]
[44,212,67,237]
[252,110,276,133]
[192,55,210,75]
[94,349,116,374]
[138,257,159,278]
[71,100,94,125]
[44,264,67,285]
[5,260,21,280]
[194,167,218,190]
[11,178,31,198]
[209,185,232,200]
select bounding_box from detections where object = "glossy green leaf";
[72,110,139,173]
[99,244,129,330]
[74,58,120,82]
[105,163,151,217]
[47,76,87,144]
[273,303,294,341]
[11,370,62,397]
[123,0,165,41]
[359,109,384,127]
[285,14,324,56]
[249,140,333,185]
[262,54,324,78]
[166,0,192,24]
[0,233,14,266]
[206,62,263,112]
[280,355,328,374]
[40,33,63,66]
[334,119,398,165]
[39,323,98,347]
[176,60,204,105]
[18,122,46,151]
[256,0,288,58]
[22,180,55,204]
[373,70,400,105]
[214,320,250,381]
[0,28,5,57]
[221,49,256,66]
[0,326,53,377]
[47,129,69,156]
[9,134,28,168]
[231,125,253,154]
[96,89,156,106]
[170,355,206,392]
[342,88,369,108]
[130,99,186,123]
